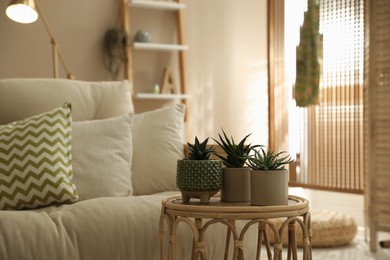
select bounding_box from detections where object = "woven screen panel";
[365,0,390,251]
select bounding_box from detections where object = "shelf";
[135,93,190,100]
[133,42,189,51]
[129,0,186,10]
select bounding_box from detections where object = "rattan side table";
[159,194,312,260]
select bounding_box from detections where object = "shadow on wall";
[245,60,269,146]
[187,62,216,141]
[185,0,268,144]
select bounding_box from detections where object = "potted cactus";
[248,147,293,206]
[213,129,259,202]
[176,137,223,203]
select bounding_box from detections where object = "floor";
[309,240,388,260]
[288,188,390,259]
[297,232,390,260]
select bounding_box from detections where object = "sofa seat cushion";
[0,78,133,124]
[0,192,261,260]
[0,194,169,260]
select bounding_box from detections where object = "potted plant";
[176,137,223,203]
[248,147,293,206]
[213,129,259,202]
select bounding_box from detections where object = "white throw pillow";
[72,113,134,200]
[132,104,185,195]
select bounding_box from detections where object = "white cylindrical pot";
[250,169,288,206]
[221,167,251,202]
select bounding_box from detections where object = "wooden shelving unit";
[133,42,188,51]
[129,0,185,10]
[135,93,190,100]
[120,0,188,104]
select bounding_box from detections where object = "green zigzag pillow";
[0,103,79,210]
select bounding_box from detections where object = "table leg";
[234,240,244,260]
[273,242,283,260]
[191,218,206,260]
[256,223,263,260]
[303,212,312,260]
[170,234,178,260]
[262,225,273,260]
[287,221,297,260]
[159,207,166,260]
[160,211,175,260]
[224,220,235,260]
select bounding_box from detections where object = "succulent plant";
[186,136,215,160]
[212,129,260,168]
[177,136,222,202]
[248,147,293,171]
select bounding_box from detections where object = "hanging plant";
[103,28,128,80]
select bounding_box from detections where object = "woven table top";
[162,194,309,219]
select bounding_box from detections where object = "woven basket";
[267,210,357,248]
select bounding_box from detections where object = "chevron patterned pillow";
[0,103,79,210]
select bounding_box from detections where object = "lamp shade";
[6,0,38,24]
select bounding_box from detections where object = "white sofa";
[0,78,259,260]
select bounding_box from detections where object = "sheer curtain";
[275,0,365,194]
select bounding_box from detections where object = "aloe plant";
[248,147,293,171]
[186,136,215,160]
[212,129,259,168]
[177,137,222,200]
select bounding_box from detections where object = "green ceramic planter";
[176,159,222,203]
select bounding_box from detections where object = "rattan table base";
[159,194,312,260]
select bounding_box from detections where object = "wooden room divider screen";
[365,0,390,252]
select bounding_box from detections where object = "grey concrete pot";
[221,167,251,202]
[250,169,288,206]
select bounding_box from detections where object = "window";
[272,0,365,193]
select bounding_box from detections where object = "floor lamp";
[5,0,74,79]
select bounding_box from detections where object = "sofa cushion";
[132,104,185,195]
[0,104,79,210]
[0,192,261,260]
[72,113,134,200]
[0,78,133,124]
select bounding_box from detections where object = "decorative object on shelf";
[160,67,177,94]
[134,30,151,43]
[152,84,160,94]
[103,28,128,80]
[212,129,260,202]
[248,147,293,206]
[5,0,74,79]
[176,137,222,203]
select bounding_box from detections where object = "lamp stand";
[34,0,74,79]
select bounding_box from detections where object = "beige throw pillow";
[132,104,185,195]
[0,79,133,124]
[71,113,134,200]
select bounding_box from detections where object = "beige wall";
[0,0,117,80]
[0,0,269,144]
[185,0,268,144]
